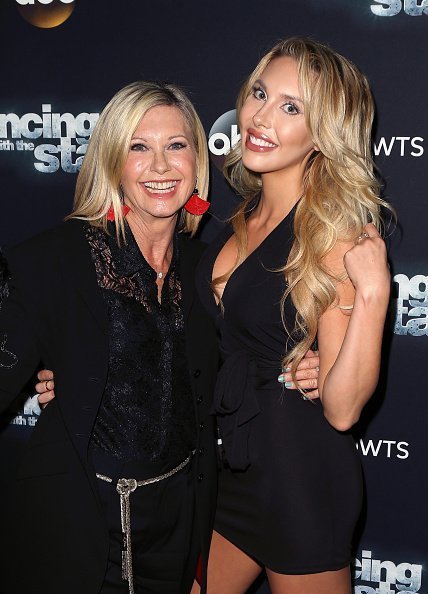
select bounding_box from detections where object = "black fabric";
[0,219,218,594]
[91,447,199,594]
[197,207,363,573]
[0,248,10,304]
[86,224,195,463]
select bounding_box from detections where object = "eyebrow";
[254,79,304,104]
[131,134,189,141]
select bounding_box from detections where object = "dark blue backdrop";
[0,1,426,592]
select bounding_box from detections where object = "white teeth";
[143,181,177,193]
[249,134,276,148]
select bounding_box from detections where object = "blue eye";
[169,142,187,150]
[252,86,266,101]
[282,102,299,115]
[130,143,147,151]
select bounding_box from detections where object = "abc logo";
[16,0,75,29]
[208,109,240,171]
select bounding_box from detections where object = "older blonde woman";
[0,81,217,594]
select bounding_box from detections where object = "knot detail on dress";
[212,350,267,471]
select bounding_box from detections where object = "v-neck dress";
[196,205,363,573]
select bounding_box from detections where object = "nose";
[151,150,171,175]
[252,102,272,129]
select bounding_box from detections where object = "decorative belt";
[96,451,194,594]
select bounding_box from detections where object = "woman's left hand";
[344,223,390,299]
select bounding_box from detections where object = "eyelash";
[252,85,266,101]
[169,142,187,150]
[282,102,300,115]
[130,142,187,152]
[130,143,147,152]
[251,85,301,115]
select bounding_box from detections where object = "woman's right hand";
[35,369,55,408]
[344,222,390,300]
[277,349,320,399]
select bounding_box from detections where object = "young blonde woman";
[195,37,390,594]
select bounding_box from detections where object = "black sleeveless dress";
[196,205,363,574]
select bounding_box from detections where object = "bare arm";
[317,223,390,431]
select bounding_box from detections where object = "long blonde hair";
[223,37,390,381]
[67,81,209,239]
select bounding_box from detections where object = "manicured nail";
[281,366,291,372]
[278,376,293,388]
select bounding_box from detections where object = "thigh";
[267,566,352,594]
[133,468,197,593]
[204,530,263,594]
[98,555,128,594]
[98,465,197,594]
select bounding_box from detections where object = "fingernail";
[281,366,291,372]
[278,375,285,383]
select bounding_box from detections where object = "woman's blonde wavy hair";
[67,81,209,240]
[222,37,390,385]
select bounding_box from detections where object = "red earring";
[184,188,210,216]
[106,204,130,221]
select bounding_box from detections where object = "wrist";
[354,285,390,310]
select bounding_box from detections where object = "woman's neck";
[254,176,302,227]
[126,212,176,272]
[256,159,307,223]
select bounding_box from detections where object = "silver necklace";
[157,271,164,279]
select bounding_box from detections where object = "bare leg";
[191,530,262,594]
[267,566,352,594]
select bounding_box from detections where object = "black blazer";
[0,220,218,594]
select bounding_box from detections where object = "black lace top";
[86,223,195,463]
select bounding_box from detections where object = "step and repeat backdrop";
[0,1,426,592]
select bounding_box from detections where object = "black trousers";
[91,448,200,594]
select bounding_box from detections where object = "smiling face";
[239,56,316,182]
[121,104,197,223]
